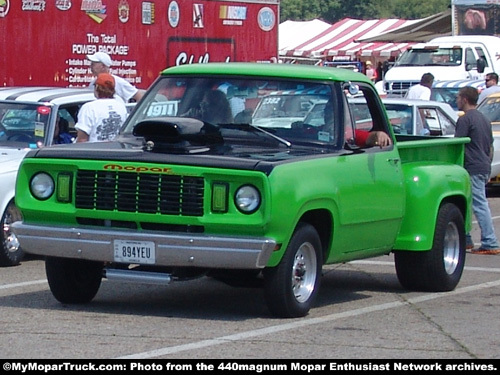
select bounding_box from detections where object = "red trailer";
[0,0,279,88]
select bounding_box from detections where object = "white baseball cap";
[86,52,112,67]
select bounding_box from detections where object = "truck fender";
[266,198,338,268]
[394,163,471,251]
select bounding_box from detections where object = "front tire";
[264,223,323,318]
[46,257,103,303]
[0,201,23,267]
[395,203,465,292]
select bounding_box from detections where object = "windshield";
[349,100,415,135]
[478,96,500,123]
[253,93,328,126]
[431,87,461,110]
[0,103,53,148]
[123,76,341,148]
[395,48,462,67]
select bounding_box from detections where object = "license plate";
[113,240,156,264]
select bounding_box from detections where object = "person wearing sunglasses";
[478,73,500,104]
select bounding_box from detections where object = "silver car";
[0,87,95,266]
[477,91,500,180]
[350,97,458,137]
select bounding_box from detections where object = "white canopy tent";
[279,19,332,51]
[279,19,332,64]
[279,18,421,60]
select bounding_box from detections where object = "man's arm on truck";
[356,129,392,147]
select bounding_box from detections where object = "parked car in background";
[252,90,329,128]
[349,98,458,137]
[301,101,328,127]
[0,87,95,266]
[478,91,500,126]
[477,91,500,181]
[431,79,485,112]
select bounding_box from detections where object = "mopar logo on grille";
[104,164,173,173]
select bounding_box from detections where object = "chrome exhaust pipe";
[104,268,172,285]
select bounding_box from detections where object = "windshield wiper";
[218,123,292,148]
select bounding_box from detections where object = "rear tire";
[46,257,103,303]
[395,203,465,292]
[264,223,322,318]
[0,201,23,267]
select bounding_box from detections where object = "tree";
[280,0,341,23]
[280,0,451,23]
[388,0,450,19]
[334,0,379,21]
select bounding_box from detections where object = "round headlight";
[30,173,54,200]
[235,185,260,213]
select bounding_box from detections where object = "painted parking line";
[0,279,47,290]
[117,279,500,359]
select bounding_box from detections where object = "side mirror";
[343,82,360,96]
[477,58,486,73]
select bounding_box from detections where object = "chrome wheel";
[3,206,21,253]
[264,223,323,318]
[0,201,24,266]
[443,221,460,275]
[292,242,317,303]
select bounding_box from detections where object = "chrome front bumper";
[11,222,276,269]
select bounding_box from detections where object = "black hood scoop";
[133,117,224,154]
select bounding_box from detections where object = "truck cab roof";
[161,63,372,84]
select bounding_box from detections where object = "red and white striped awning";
[279,18,420,59]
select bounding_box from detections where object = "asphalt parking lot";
[1,193,500,359]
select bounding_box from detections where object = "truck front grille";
[75,170,204,216]
[386,81,419,96]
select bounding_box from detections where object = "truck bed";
[395,135,469,166]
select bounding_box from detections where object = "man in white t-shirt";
[405,73,434,100]
[478,73,500,104]
[76,73,128,143]
[87,52,145,103]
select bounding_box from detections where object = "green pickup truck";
[12,63,471,318]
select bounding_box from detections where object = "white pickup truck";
[384,35,500,97]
